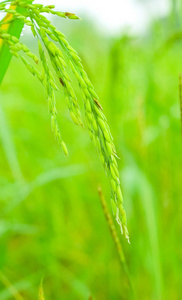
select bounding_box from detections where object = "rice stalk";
[98,187,134,296]
[38,280,45,300]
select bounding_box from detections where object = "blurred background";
[0,0,182,299]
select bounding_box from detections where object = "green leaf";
[0,2,33,86]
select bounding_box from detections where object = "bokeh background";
[0,0,182,299]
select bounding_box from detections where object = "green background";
[0,5,181,299]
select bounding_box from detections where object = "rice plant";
[0,0,129,241]
[1,1,181,299]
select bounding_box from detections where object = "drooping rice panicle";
[35,24,83,127]
[37,40,68,156]
[26,6,129,240]
[0,27,38,62]
[0,0,129,241]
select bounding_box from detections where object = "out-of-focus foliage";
[0,6,181,300]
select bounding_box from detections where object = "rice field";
[0,1,181,299]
